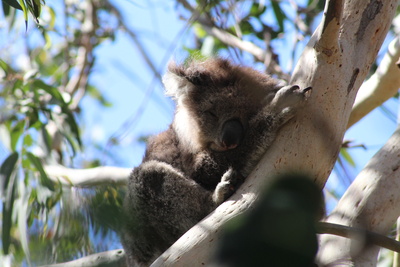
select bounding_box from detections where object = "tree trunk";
[151,0,398,266]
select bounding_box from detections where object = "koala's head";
[163,58,281,153]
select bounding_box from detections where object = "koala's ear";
[163,62,196,100]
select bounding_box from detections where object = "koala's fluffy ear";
[163,62,195,100]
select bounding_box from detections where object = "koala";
[121,58,311,266]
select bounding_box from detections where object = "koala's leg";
[122,160,215,266]
[213,168,245,204]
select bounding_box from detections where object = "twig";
[176,0,287,78]
[317,222,400,253]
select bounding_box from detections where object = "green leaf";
[2,1,10,15]
[271,1,286,32]
[1,152,19,191]
[2,0,22,10]
[249,2,266,17]
[25,0,40,23]
[241,20,255,35]
[60,130,78,156]
[10,120,26,151]
[26,152,55,191]
[32,79,66,105]
[87,86,112,107]
[47,6,56,30]
[193,23,207,39]
[17,0,28,29]
[23,133,33,147]
[340,148,356,167]
[40,125,53,153]
[0,59,9,74]
[62,109,82,148]
[1,152,19,255]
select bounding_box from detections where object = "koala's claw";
[271,84,312,115]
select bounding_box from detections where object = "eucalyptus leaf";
[26,152,55,191]
[1,152,19,195]
[2,0,22,10]
[271,1,286,32]
[17,0,28,29]
[340,148,356,167]
[0,152,18,255]
[32,79,65,105]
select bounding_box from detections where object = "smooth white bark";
[45,165,130,187]
[41,249,125,267]
[348,23,400,128]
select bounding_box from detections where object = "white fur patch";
[163,71,194,100]
[173,106,202,153]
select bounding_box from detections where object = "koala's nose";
[221,119,244,150]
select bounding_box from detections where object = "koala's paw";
[212,169,244,205]
[271,85,312,115]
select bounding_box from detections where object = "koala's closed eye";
[205,110,218,118]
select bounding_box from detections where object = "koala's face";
[163,58,281,152]
[182,87,251,152]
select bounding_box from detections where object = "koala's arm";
[240,85,311,176]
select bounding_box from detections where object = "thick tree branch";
[151,1,398,266]
[318,126,400,265]
[348,25,400,128]
[44,165,130,187]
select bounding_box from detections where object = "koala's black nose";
[221,119,244,150]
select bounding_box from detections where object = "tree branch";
[315,0,343,57]
[41,249,126,267]
[44,165,130,187]
[318,126,400,265]
[151,1,398,266]
[176,0,287,77]
[348,15,400,128]
[317,222,400,253]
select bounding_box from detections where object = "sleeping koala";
[121,58,311,266]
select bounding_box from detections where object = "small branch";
[44,165,130,187]
[64,0,96,100]
[318,222,400,253]
[41,249,126,267]
[177,0,287,77]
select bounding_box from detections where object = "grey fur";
[121,58,311,266]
